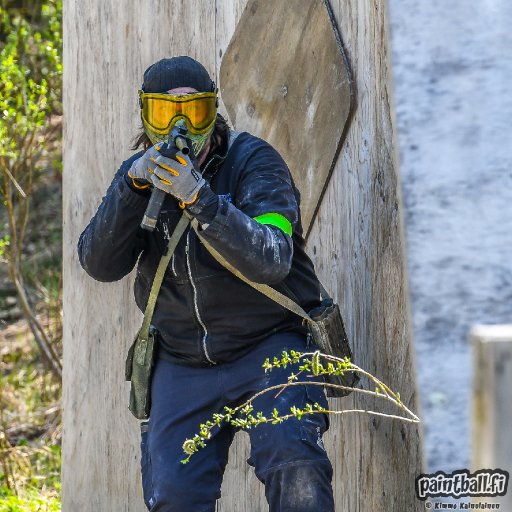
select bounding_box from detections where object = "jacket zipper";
[171,254,177,278]
[185,230,216,365]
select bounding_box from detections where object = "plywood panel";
[220,0,352,235]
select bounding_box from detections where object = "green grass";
[0,323,62,511]
[0,488,61,512]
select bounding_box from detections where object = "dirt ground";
[388,0,512,473]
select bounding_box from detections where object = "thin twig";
[3,167,26,198]
[230,380,419,424]
[274,369,305,398]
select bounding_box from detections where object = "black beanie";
[141,56,215,93]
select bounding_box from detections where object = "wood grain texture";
[471,325,512,509]
[305,1,424,509]
[63,0,423,510]
[220,0,352,235]
[62,1,216,510]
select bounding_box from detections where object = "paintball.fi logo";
[415,469,509,500]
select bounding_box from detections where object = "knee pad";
[264,461,335,512]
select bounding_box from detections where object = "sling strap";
[190,218,325,326]
[139,213,190,341]
[142,207,332,340]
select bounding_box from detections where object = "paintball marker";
[141,125,193,231]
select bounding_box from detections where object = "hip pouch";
[125,328,157,420]
[124,213,191,420]
[307,299,360,398]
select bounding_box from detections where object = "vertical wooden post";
[62,1,216,510]
[63,0,423,510]
[304,1,424,510]
[471,325,512,509]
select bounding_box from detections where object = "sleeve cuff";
[124,172,152,197]
[186,184,220,226]
[117,173,152,209]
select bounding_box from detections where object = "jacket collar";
[201,128,231,181]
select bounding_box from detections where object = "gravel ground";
[387,0,512,473]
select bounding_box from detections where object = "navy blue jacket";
[78,130,321,366]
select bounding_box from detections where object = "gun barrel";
[174,135,189,154]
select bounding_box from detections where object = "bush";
[0,1,63,507]
[0,0,62,378]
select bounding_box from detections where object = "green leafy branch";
[180,350,420,464]
[0,0,62,379]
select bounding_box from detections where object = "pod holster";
[125,327,157,419]
[125,213,191,420]
[307,298,360,397]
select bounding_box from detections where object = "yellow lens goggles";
[138,91,217,135]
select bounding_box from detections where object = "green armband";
[253,212,293,237]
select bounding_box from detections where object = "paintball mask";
[139,56,218,155]
[139,90,217,154]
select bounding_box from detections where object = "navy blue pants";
[140,332,335,511]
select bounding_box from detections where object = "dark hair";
[131,113,231,157]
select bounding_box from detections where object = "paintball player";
[77,56,335,511]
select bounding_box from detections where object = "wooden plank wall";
[62,2,216,510]
[305,1,424,510]
[471,325,512,510]
[63,0,423,510]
